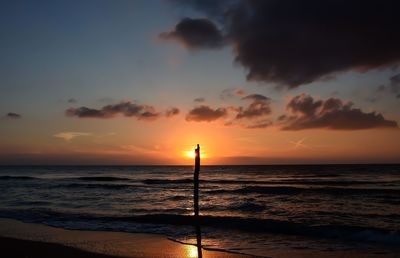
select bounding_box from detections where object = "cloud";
[159,18,225,49]
[68,98,77,104]
[165,107,180,117]
[194,97,205,103]
[66,101,160,121]
[166,0,400,88]
[241,94,269,101]
[245,119,272,129]
[289,138,310,149]
[366,75,400,102]
[186,92,272,128]
[236,94,272,119]
[53,132,92,141]
[220,88,246,100]
[279,94,398,130]
[186,105,227,122]
[5,112,21,119]
[390,73,400,98]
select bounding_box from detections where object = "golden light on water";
[186,245,198,258]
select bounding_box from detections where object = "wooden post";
[194,144,200,217]
[194,144,202,258]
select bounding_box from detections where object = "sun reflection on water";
[186,245,198,258]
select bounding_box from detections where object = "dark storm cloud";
[159,18,225,49]
[236,94,272,119]
[165,107,180,117]
[185,105,227,122]
[66,101,160,121]
[279,94,398,130]
[165,0,400,88]
[5,112,21,119]
[194,97,205,103]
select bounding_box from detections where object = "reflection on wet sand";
[186,244,199,258]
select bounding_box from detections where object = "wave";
[2,209,399,245]
[142,179,193,184]
[74,176,132,182]
[0,175,132,182]
[58,183,135,190]
[141,178,395,187]
[2,175,396,189]
[0,176,37,180]
[207,186,400,196]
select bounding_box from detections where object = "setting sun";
[184,150,196,159]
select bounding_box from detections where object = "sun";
[184,150,196,159]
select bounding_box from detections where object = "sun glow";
[186,245,198,258]
[182,148,208,160]
[184,150,196,159]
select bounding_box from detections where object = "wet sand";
[1,218,398,258]
[0,218,252,258]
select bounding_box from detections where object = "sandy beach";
[1,218,399,258]
[0,218,252,258]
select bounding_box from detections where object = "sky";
[0,0,399,165]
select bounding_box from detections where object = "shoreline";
[0,218,253,258]
[1,218,400,258]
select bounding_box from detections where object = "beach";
[1,218,399,258]
[0,218,251,258]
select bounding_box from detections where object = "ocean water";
[0,165,399,257]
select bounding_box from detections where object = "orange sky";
[1,0,399,165]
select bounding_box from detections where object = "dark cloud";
[242,94,269,101]
[166,0,400,88]
[5,112,21,119]
[194,97,205,103]
[159,18,225,49]
[236,94,272,119]
[220,88,245,100]
[165,107,180,117]
[186,105,227,122]
[66,101,160,121]
[186,91,272,128]
[279,94,398,130]
[390,73,400,97]
[68,98,77,104]
[366,74,400,102]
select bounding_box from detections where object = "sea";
[0,165,399,257]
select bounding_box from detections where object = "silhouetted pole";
[194,144,202,258]
[194,144,200,217]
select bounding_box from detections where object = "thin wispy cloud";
[289,138,310,149]
[53,132,92,141]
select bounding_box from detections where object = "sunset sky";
[1,0,399,165]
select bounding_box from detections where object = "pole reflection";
[193,144,202,258]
